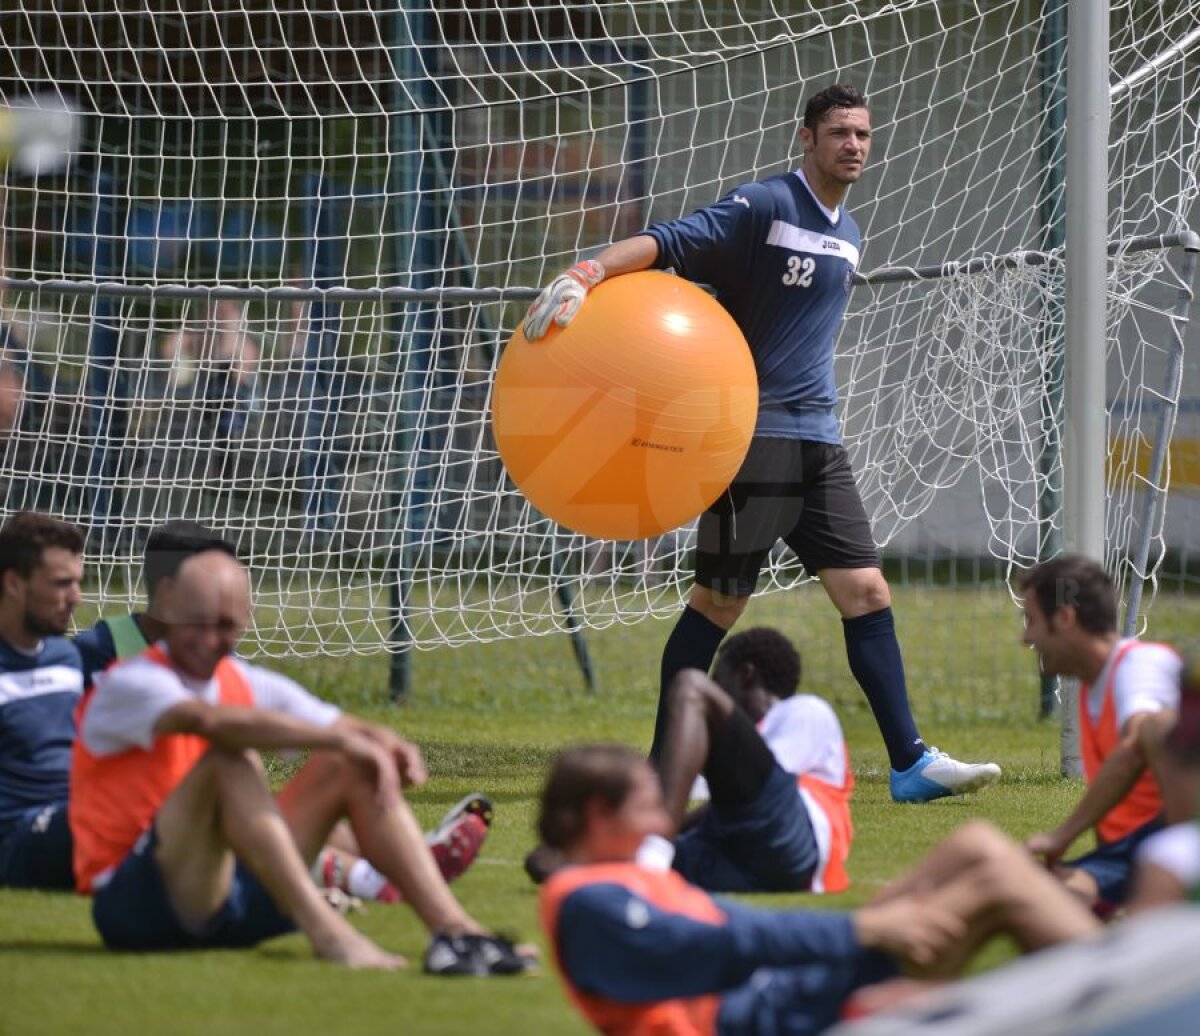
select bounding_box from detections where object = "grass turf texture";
[3,585,1196,1035]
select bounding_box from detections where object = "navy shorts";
[92,825,295,951]
[1065,815,1166,907]
[674,762,819,893]
[0,801,74,891]
[695,437,880,597]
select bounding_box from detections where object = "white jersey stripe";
[766,220,860,269]
[0,664,83,706]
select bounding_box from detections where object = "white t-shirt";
[1086,639,1180,729]
[691,694,848,798]
[1137,823,1200,889]
[80,649,341,757]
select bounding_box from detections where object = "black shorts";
[695,437,880,597]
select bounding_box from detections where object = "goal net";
[0,2,1196,670]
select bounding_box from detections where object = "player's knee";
[667,671,709,716]
[197,746,267,786]
[858,572,892,613]
[688,586,749,628]
[947,819,1012,866]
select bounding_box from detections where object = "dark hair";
[142,520,238,598]
[715,626,801,698]
[1019,555,1117,635]
[803,83,869,137]
[537,743,646,851]
[0,511,84,581]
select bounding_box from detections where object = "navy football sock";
[843,607,925,771]
[650,605,727,761]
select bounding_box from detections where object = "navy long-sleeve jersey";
[0,635,83,831]
[545,863,895,1036]
[643,171,861,445]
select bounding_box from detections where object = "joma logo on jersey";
[821,240,841,251]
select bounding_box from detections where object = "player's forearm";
[166,704,346,754]
[591,234,659,277]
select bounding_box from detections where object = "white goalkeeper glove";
[522,259,606,340]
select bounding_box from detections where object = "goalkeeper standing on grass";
[523,83,999,802]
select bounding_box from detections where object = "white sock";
[635,834,676,872]
[346,858,390,900]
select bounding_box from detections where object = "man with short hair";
[1022,554,1181,911]
[660,627,854,894]
[524,83,999,803]
[70,548,534,974]
[537,743,1097,1036]
[0,511,84,890]
[526,627,853,894]
[74,519,237,688]
[75,519,494,902]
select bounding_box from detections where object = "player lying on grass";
[1020,555,1181,913]
[75,519,492,905]
[525,627,853,894]
[69,547,535,974]
[0,512,84,891]
[537,743,1098,1036]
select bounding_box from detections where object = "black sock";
[650,606,727,761]
[843,607,924,770]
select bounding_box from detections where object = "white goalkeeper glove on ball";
[522,259,606,340]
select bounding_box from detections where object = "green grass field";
[2,585,1196,1035]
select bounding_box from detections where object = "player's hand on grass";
[853,895,966,971]
[522,259,605,340]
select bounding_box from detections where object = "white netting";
[0,2,1195,657]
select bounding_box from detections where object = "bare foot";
[317,929,408,971]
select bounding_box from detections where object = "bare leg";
[872,821,1099,978]
[655,670,736,830]
[154,748,403,969]
[277,750,482,935]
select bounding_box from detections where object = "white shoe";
[891,747,1002,802]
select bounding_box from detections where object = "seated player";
[538,743,1098,1036]
[1021,555,1181,912]
[0,512,84,890]
[69,547,535,974]
[74,519,493,902]
[527,627,852,894]
[1129,656,1200,913]
[658,627,853,893]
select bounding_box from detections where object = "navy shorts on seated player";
[673,705,819,892]
[0,801,74,890]
[92,825,294,951]
[1065,815,1167,909]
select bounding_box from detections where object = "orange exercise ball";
[492,270,758,540]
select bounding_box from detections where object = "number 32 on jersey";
[782,255,815,287]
